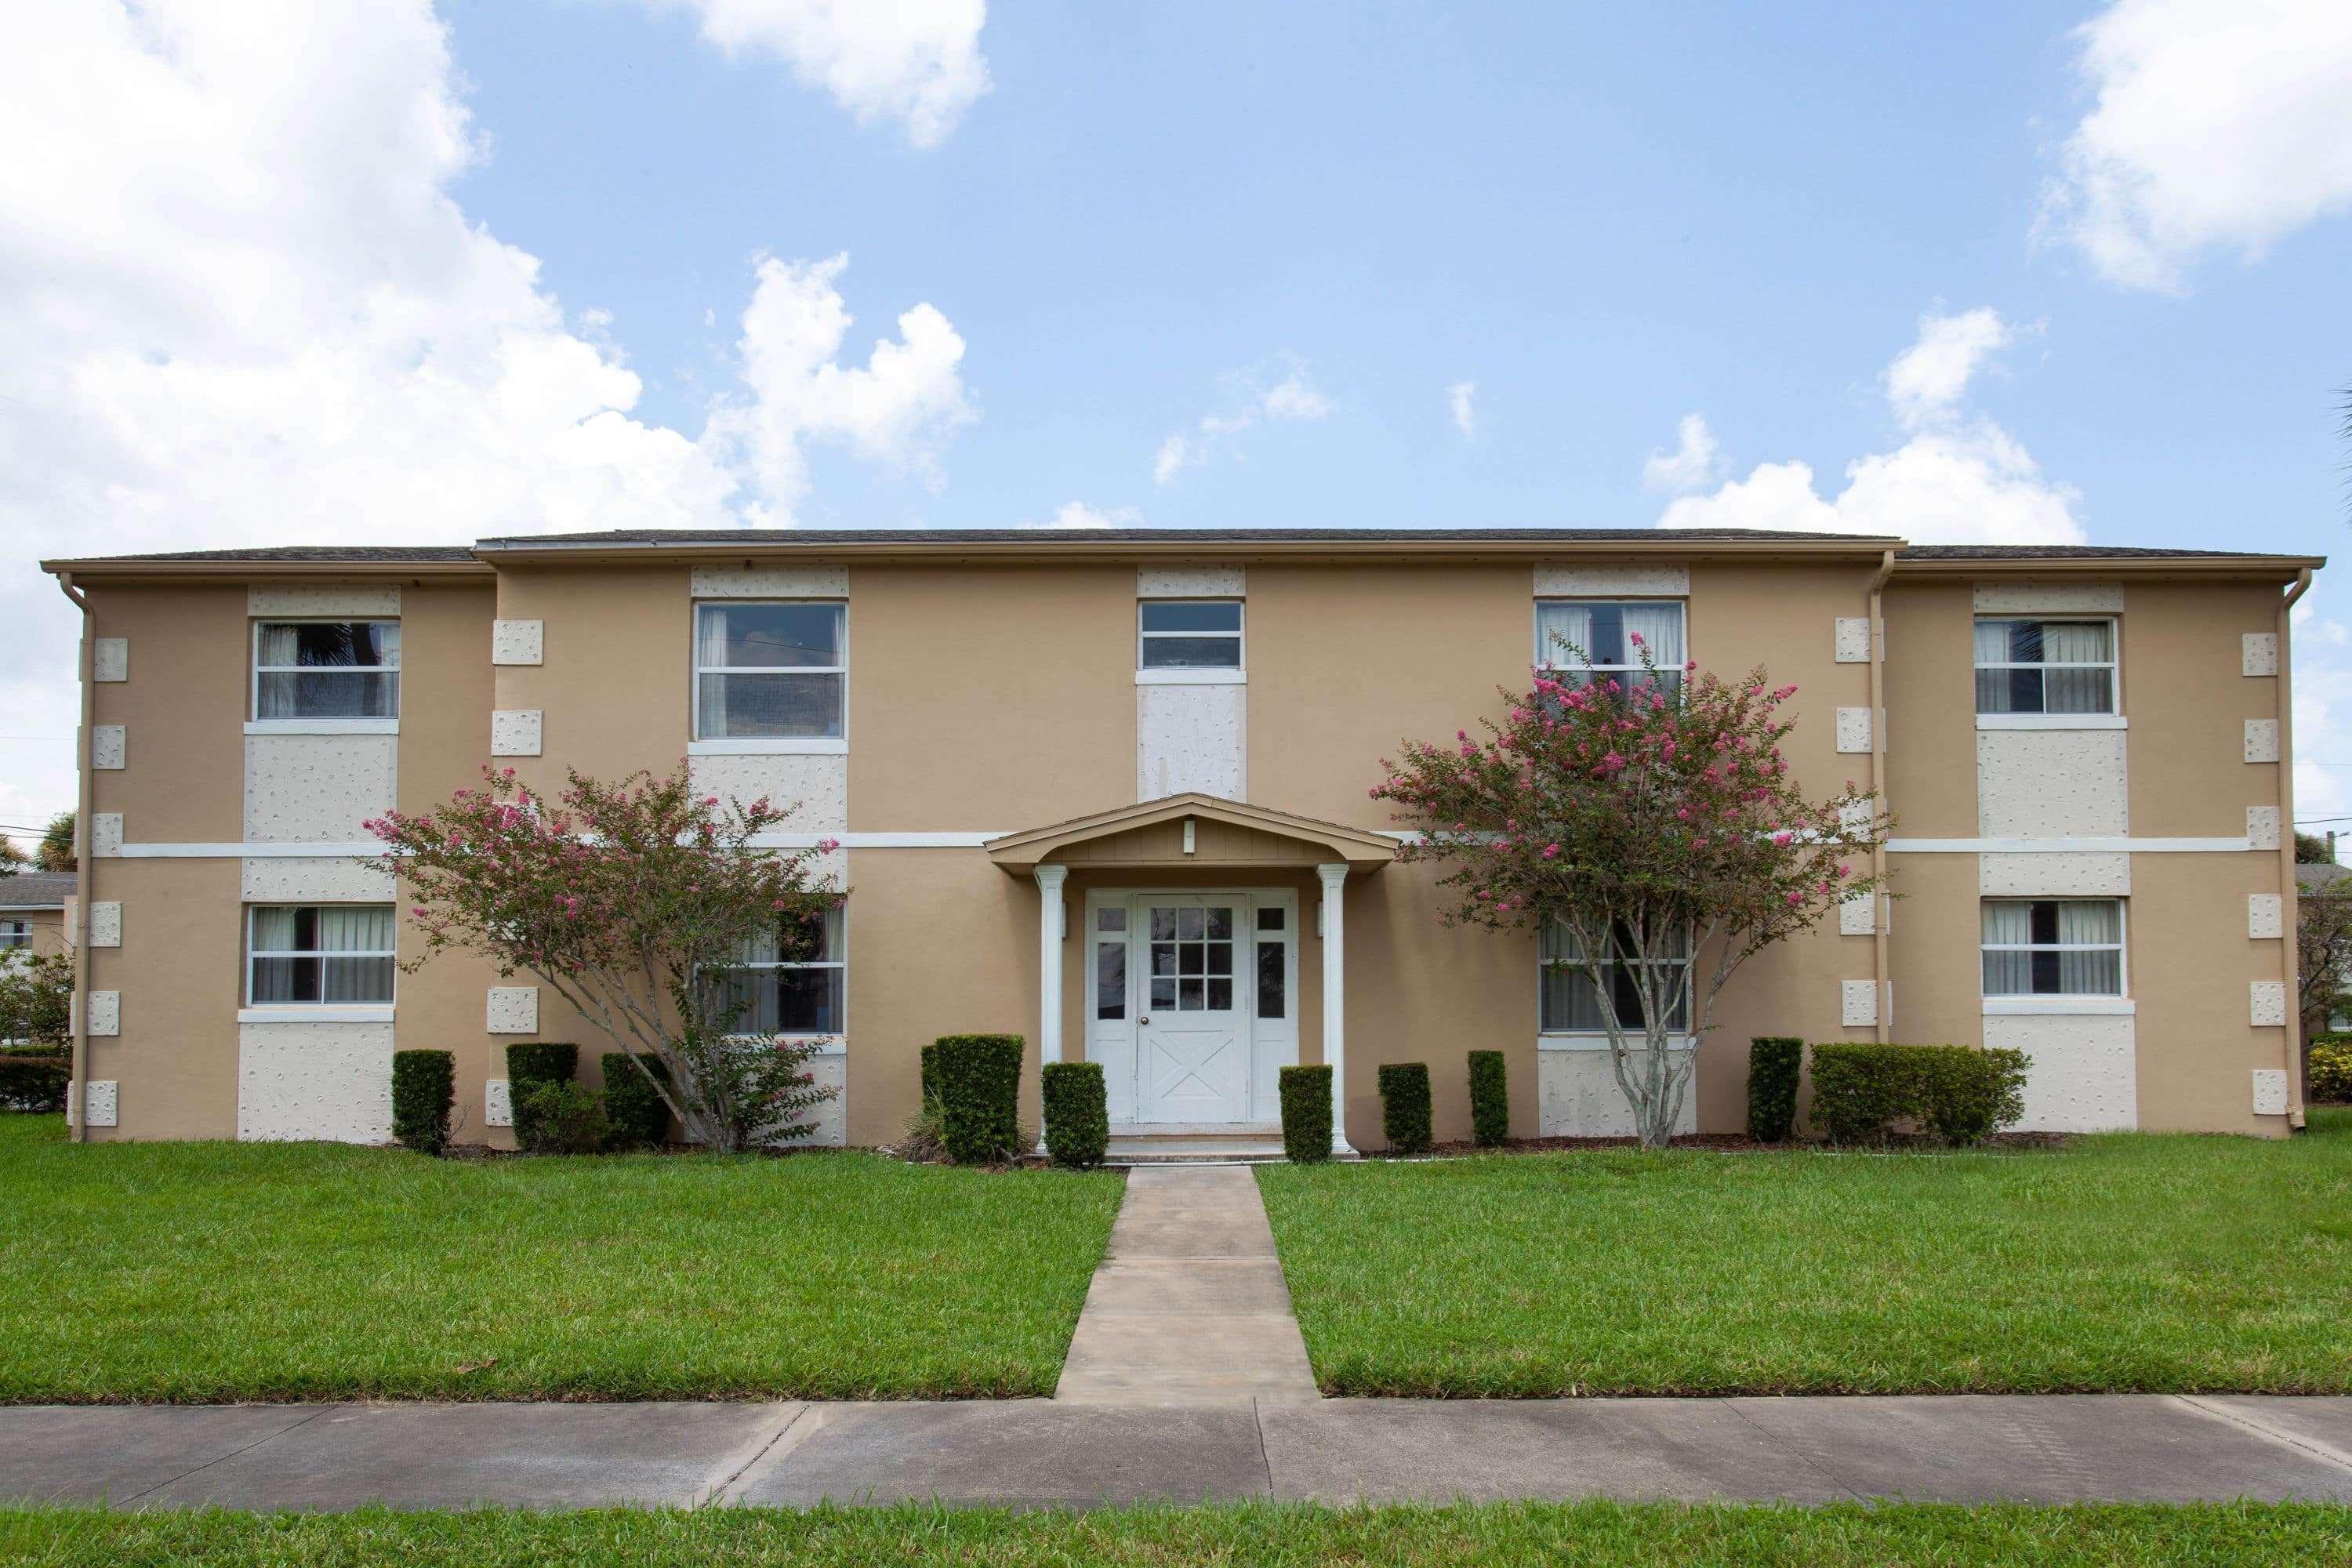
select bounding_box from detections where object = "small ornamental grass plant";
[371,764,842,1154]
[1375,637,1888,1148]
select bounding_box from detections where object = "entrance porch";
[984,794,1396,1157]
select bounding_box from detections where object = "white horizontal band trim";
[1974,713,2126,730]
[1134,668,1247,685]
[746,831,1004,848]
[688,738,848,756]
[720,1032,847,1057]
[244,719,399,735]
[238,1007,395,1024]
[1891,837,2249,854]
[1537,1033,1698,1051]
[115,841,380,859]
[1982,998,2136,1016]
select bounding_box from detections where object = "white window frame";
[706,904,848,1045]
[1537,917,1695,1041]
[690,600,849,753]
[1973,615,2122,725]
[0,919,28,950]
[1979,897,2129,1004]
[241,903,397,1012]
[249,618,402,733]
[1533,598,1690,681]
[1136,599,1245,684]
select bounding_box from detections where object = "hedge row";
[2310,1034,2352,1105]
[1809,1042,2028,1146]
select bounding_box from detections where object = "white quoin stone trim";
[249,583,400,618]
[1533,563,1688,597]
[2249,894,2285,940]
[1835,708,1873,754]
[1034,864,1069,1156]
[691,565,848,598]
[1834,617,1871,663]
[492,620,544,665]
[2243,633,2279,677]
[1317,863,1356,1155]
[1840,979,1878,1028]
[485,1080,514,1128]
[2245,720,2280,764]
[88,902,122,948]
[2249,980,2288,1027]
[490,710,543,757]
[1138,565,1245,598]
[91,725,125,770]
[1838,890,1876,936]
[1972,582,2123,615]
[87,991,120,1036]
[91,814,123,858]
[2252,1069,2290,1116]
[486,987,539,1035]
[73,1081,118,1128]
[93,637,129,682]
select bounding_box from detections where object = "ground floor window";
[0,920,27,951]
[1980,898,2125,996]
[246,905,395,1004]
[702,906,844,1035]
[1539,920,1690,1032]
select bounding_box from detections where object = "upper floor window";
[695,603,845,741]
[1138,601,1243,670]
[254,621,399,720]
[1973,619,2115,716]
[1535,600,1685,695]
[702,906,844,1035]
[1540,919,1690,1032]
[1980,898,2124,997]
[247,904,395,1006]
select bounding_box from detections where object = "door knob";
[1139,1015,1151,1025]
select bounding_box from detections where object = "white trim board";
[1889,837,2250,854]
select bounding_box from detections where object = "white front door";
[1136,897,1250,1123]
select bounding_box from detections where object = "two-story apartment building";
[41,528,2320,1149]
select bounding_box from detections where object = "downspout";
[1867,550,1895,1044]
[54,572,94,1144]
[2278,567,2313,1130]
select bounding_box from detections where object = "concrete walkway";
[1054,1164,1319,1406]
[5,1396,2352,1510]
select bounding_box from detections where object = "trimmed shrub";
[390,1049,455,1156]
[1746,1036,1803,1143]
[0,1054,69,1114]
[1467,1051,1509,1147]
[1279,1065,1333,1163]
[1377,1062,1433,1156]
[920,1040,944,1106]
[1040,1061,1109,1169]
[601,1052,673,1150]
[516,1080,610,1156]
[932,1034,1023,1164]
[505,1042,578,1149]
[1809,1043,2028,1146]
[2310,1035,2352,1104]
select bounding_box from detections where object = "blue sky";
[5,0,2352,844]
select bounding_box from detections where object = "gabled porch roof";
[982,793,1397,875]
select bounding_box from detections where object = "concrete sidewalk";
[5,1395,2352,1511]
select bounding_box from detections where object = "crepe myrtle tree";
[1372,636,1889,1149]
[368,763,842,1153]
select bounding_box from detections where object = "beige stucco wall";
[88,584,249,844]
[2125,581,2284,838]
[79,858,244,1141]
[17,908,68,959]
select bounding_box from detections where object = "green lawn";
[4,1502,2347,1567]
[1258,1109,2352,1397]
[0,1115,1123,1403]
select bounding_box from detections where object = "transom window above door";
[1974,618,2116,717]
[1138,601,1243,670]
[253,621,400,720]
[695,602,845,741]
[1148,905,1236,1011]
[1534,601,1685,693]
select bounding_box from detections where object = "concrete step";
[1103,1137,1291,1165]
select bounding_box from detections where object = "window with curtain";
[0,920,27,951]
[1980,899,2125,996]
[695,603,846,740]
[1534,600,1685,695]
[247,905,395,1004]
[701,906,845,1034]
[1539,919,1691,1031]
[1138,601,1243,669]
[1973,619,2115,715]
[253,622,400,719]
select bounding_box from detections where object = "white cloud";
[641,0,989,148]
[1658,309,2084,546]
[1448,381,1477,438]
[706,252,974,524]
[2041,0,2352,291]
[1025,500,1142,531]
[1884,307,2017,430]
[0,0,975,835]
[1152,361,1331,485]
[1641,413,1726,494]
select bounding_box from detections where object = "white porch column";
[1316,862,1356,1155]
[1035,864,1069,1069]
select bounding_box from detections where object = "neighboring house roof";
[2297,862,2352,892]
[0,873,74,911]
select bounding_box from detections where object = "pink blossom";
[1542,843,1561,859]
[1786,891,1803,906]
[1771,830,1793,847]
[1628,630,1645,647]
[816,837,841,854]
